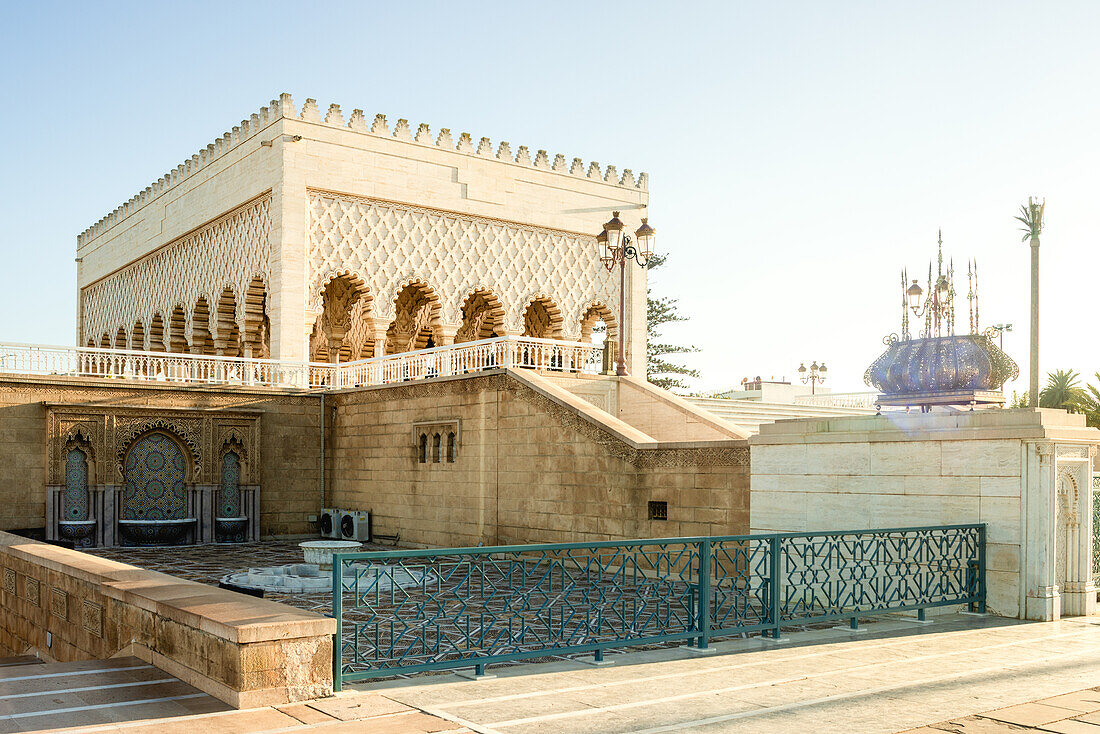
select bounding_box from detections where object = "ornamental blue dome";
[864,334,1019,395]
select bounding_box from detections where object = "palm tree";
[1079,372,1100,427]
[1038,369,1085,411]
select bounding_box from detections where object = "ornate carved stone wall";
[46,405,260,485]
[307,192,619,340]
[80,196,272,350]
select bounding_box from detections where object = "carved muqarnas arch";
[522,296,563,339]
[310,272,374,362]
[455,289,505,343]
[579,301,617,343]
[387,280,442,354]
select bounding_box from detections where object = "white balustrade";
[0,337,604,391]
[792,391,879,409]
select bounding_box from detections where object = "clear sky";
[1,1,1096,394]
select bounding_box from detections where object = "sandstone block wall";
[0,532,334,707]
[329,370,750,547]
[0,377,321,536]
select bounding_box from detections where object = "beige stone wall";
[0,377,321,536]
[0,532,334,707]
[750,410,1100,619]
[329,370,750,548]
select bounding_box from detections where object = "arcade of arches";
[86,276,270,359]
[305,276,618,363]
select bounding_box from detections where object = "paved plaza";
[7,613,1098,733]
[356,613,1100,734]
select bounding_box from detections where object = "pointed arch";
[387,280,442,354]
[309,273,372,362]
[216,288,240,357]
[456,289,505,343]
[132,320,146,352]
[115,326,128,351]
[242,276,269,358]
[99,333,111,349]
[579,301,618,342]
[192,296,213,355]
[522,296,563,339]
[168,305,188,352]
[148,312,166,352]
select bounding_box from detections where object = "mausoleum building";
[76,93,649,372]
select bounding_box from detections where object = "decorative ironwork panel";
[779,526,982,621]
[219,451,242,518]
[333,525,984,687]
[336,541,701,679]
[122,432,187,521]
[63,448,90,521]
[709,537,773,633]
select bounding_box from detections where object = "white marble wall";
[750,409,1099,620]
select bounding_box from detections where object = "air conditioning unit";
[319,508,341,539]
[339,510,371,542]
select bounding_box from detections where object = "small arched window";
[447,432,457,463]
[418,434,428,464]
[432,433,442,463]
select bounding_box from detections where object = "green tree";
[1078,373,1100,428]
[1038,369,1085,411]
[646,253,700,392]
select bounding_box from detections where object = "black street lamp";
[598,212,655,377]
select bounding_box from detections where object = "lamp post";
[1015,197,1044,408]
[990,323,1013,351]
[599,211,655,377]
[797,361,827,395]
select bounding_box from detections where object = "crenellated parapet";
[78,93,648,248]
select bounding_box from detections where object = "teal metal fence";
[331,524,984,688]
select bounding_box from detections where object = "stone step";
[0,656,42,669]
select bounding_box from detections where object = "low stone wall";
[0,531,335,708]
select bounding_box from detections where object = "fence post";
[698,539,711,649]
[768,535,782,639]
[331,553,343,692]
[977,524,987,614]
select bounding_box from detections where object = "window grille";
[648,501,668,521]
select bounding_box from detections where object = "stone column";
[368,318,390,359]
[1023,441,1060,621]
[624,248,648,378]
[1056,445,1097,616]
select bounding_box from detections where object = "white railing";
[0,337,605,391]
[334,336,604,388]
[792,391,879,409]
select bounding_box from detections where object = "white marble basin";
[299,540,362,569]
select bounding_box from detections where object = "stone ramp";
[0,656,226,733]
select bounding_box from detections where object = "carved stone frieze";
[45,404,262,485]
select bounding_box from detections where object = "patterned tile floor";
[87,539,379,616]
